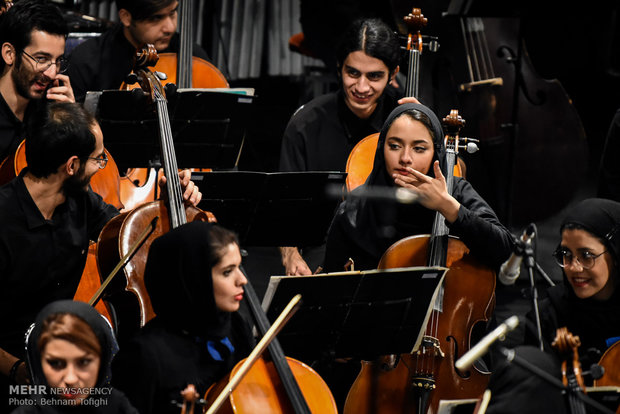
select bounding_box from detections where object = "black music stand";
[85,88,255,171]
[190,171,347,246]
[261,267,448,361]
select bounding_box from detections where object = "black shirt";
[0,171,119,358]
[279,89,401,173]
[0,92,34,162]
[67,24,209,102]
[323,177,514,272]
[112,315,254,414]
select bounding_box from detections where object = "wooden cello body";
[204,356,337,413]
[594,341,620,388]
[344,111,495,414]
[202,277,336,413]
[344,236,495,414]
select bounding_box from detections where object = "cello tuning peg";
[125,73,139,84]
[582,364,605,380]
[459,142,479,154]
[422,35,440,52]
[460,137,480,144]
[155,71,168,81]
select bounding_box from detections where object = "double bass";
[428,9,587,225]
[344,110,495,414]
[97,45,214,338]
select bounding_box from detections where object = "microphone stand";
[515,223,554,351]
[522,237,544,351]
[498,347,615,414]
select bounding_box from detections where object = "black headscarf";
[544,198,620,353]
[338,103,447,260]
[26,300,118,390]
[144,221,231,339]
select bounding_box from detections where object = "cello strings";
[460,18,476,83]
[477,18,496,79]
[155,88,187,227]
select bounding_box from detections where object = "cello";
[343,110,495,414]
[97,45,215,339]
[119,0,228,209]
[203,283,337,413]
[552,327,588,414]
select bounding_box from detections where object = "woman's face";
[340,50,393,119]
[41,339,100,404]
[383,115,435,180]
[212,243,247,312]
[560,228,616,300]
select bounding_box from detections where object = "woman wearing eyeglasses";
[532,197,620,355]
[486,198,620,413]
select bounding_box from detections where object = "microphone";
[455,315,520,371]
[498,223,536,285]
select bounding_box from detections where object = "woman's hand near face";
[393,160,461,223]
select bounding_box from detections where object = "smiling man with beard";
[0,0,75,163]
[0,102,202,410]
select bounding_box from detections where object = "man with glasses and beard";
[0,102,202,406]
[0,0,75,164]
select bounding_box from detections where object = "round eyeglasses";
[552,248,607,270]
[88,152,108,169]
[21,50,69,74]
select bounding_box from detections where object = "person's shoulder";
[106,388,140,413]
[288,92,338,126]
[0,176,22,207]
[297,92,338,114]
[68,25,120,58]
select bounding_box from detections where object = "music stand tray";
[190,170,347,246]
[85,88,255,170]
[261,267,448,361]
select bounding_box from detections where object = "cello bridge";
[416,335,445,358]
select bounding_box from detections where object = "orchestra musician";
[315,102,512,410]
[67,0,210,102]
[111,222,255,414]
[278,17,418,276]
[486,197,620,413]
[0,0,74,163]
[323,102,513,272]
[0,102,201,406]
[9,300,138,413]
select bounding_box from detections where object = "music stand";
[261,267,448,361]
[85,88,255,171]
[190,171,347,246]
